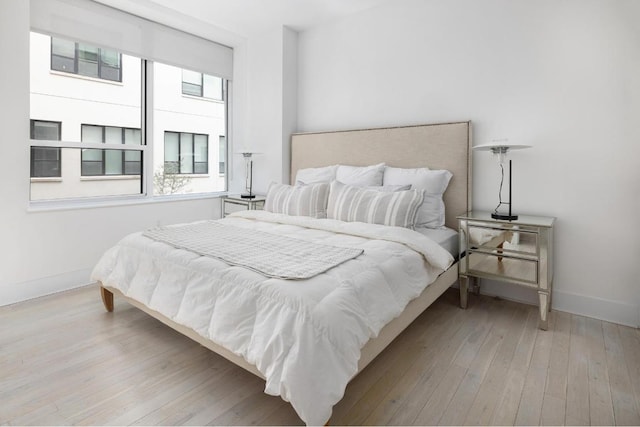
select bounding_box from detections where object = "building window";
[181,69,202,97]
[164,131,208,174]
[181,69,223,100]
[51,37,122,82]
[30,120,61,178]
[218,135,226,175]
[81,125,141,176]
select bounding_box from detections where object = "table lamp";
[474,139,531,220]
[240,152,256,199]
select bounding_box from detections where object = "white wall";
[297,0,640,326]
[244,26,298,193]
[0,0,222,305]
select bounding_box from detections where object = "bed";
[93,121,472,425]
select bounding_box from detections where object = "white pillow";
[336,163,385,187]
[327,181,423,229]
[295,165,338,185]
[383,166,453,228]
[362,184,411,192]
[264,182,330,218]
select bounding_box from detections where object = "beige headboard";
[291,121,472,229]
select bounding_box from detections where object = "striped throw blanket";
[143,221,363,280]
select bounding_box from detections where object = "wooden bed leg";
[100,286,114,312]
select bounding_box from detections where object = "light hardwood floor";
[1,284,639,426]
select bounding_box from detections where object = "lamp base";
[491,213,518,221]
[240,194,256,199]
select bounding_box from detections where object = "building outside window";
[30,119,61,178]
[51,37,122,82]
[164,131,208,174]
[81,124,141,176]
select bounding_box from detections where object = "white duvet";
[91,210,454,425]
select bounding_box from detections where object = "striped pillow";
[327,181,424,228]
[264,182,330,218]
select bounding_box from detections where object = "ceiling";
[95,0,388,44]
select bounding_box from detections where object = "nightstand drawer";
[466,223,538,257]
[466,251,538,286]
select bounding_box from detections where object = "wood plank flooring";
[1,284,639,426]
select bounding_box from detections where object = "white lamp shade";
[234,147,262,156]
[473,142,531,151]
[474,140,531,165]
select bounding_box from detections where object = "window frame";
[29,31,230,208]
[181,70,224,101]
[181,69,203,97]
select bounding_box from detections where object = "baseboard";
[471,279,639,328]
[3,272,638,328]
[551,290,639,328]
[0,268,93,307]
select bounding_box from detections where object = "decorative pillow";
[335,163,385,187]
[383,166,453,228]
[264,182,330,218]
[327,181,423,229]
[295,165,338,185]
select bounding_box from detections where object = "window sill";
[174,173,211,179]
[49,70,124,86]
[27,191,229,213]
[80,175,140,181]
[181,93,224,103]
[30,177,63,183]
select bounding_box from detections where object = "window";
[164,131,208,174]
[81,125,141,176]
[181,69,223,100]
[51,37,122,82]
[218,136,226,175]
[30,120,61,178]
[29,21,229,202]
[181,69,202,97]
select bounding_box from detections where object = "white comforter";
[91,210,454,425]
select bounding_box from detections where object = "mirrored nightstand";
[457,211,555,330]
[221,195,266,218]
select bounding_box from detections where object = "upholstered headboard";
[291,121,472,229]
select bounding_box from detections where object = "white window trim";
[49,70,125,86]
[181,93,225,103]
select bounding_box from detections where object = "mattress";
[416,226,459,257]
